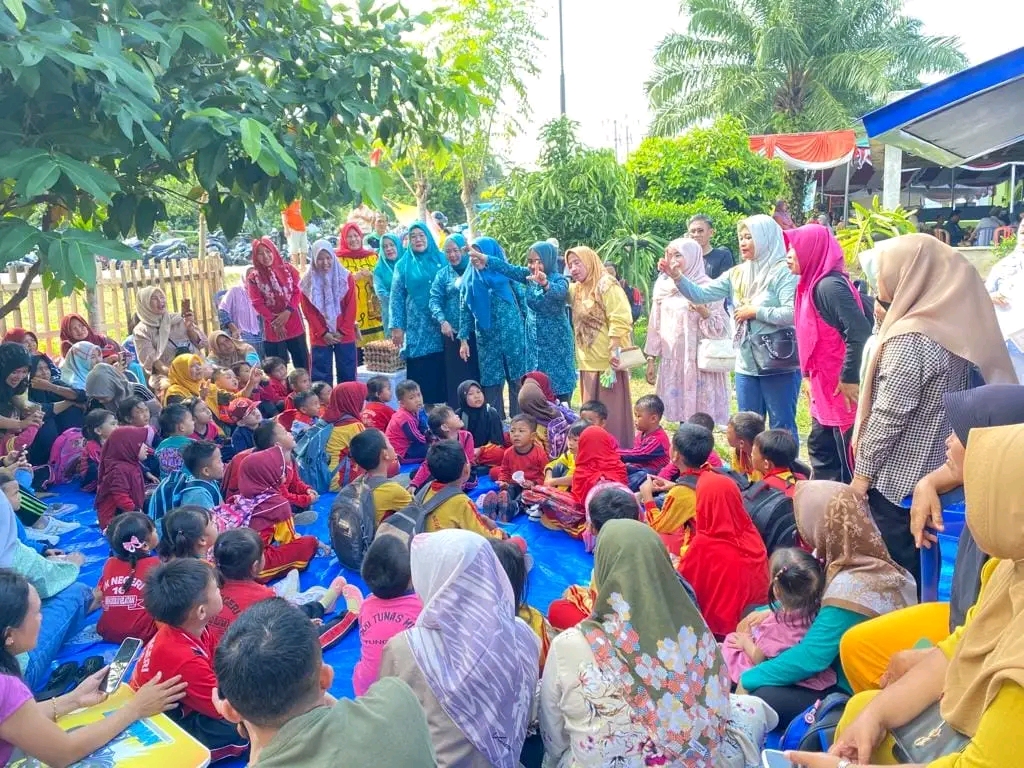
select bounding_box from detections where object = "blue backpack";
[294,419,353,494]
[148,471,220,529]
[779,692,850,752]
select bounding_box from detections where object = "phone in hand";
[181,298,192,316]
[761,750,797,768]
[101,637,143,694]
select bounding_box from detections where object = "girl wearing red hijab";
[245,237,309,371]
[523,425,628,537]
[59,314,118,359]
[223,445,318,581]
[95,426,151,530]
[786,224,873,482]
[324,381,367,490]
[677,471,769,638]
[335,222,385,347]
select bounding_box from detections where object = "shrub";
[632,198,744,254]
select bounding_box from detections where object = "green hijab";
[580,520,729,761]
[374,232,402,293]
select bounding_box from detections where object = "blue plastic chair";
[907,488,965,603]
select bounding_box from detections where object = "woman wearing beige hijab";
[850,234,1014,588]
[794,423,1024,768]
[132,286,206,375]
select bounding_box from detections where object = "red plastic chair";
[994,226,1015,245]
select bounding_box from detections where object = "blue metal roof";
[861,47,1024,167]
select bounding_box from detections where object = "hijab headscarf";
[248,237,297,308]
[97,426,149,514]
[463,237,517,330]
[457,379,503,447]
[942,424,1024,736]
[59,313,106,356]
[582,520,729,762]
[218,286,261,337]
[654,237,710,302]
[323,381,367,425]
[521,371,556,402]
[335,222,376,260]
[944,385,1024,628]
[2,329,28,346]
[678,471,769,637]
[374,233,402,292]
[787,223,862,371]
[207,331,254,367]
[398,222,445,312]
[236,445,291,532]
[517,379,558,424]
[405,529,539,767]
[301,238,351,332]
[571,426,628,504]
[732,214,787,307]
[86,363,131,406]
[529,241,559,277]
[60,341,100,389]
[165,354,204,402]
[794,481,916,617]
[567,246,618,349]
[854,234,1016,437]
[135,286,172,360]
[0,342,31,405]
[446,233,470,275]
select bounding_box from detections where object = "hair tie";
[122,535,144,554]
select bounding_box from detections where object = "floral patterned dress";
[458,284,529,388]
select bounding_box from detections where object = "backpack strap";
[414,484,464,516]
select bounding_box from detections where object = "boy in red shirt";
[619,395,671,485]
[132,559,249,762]
[483,414,548,520]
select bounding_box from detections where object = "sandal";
[35,661,80,702]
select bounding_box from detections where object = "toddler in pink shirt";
[353,534,423,696]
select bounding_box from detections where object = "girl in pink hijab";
[786,223,873,482]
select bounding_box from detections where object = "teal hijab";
[446,232,470,275]
[374,233,402,292]
[399,222,445,311]
[463,237,517,331]
[529,241,559,276]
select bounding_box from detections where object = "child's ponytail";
[158,506,212,561]
[107,512,155,594]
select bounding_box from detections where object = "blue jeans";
[311,342,357,385]
[25,582,94,691]
[734,370,802,444]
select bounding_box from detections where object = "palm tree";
[646,0,968,137]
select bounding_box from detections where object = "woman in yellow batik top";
[335,221,384,347]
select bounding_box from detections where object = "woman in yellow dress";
[335,221,385,348]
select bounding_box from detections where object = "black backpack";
[741,474,799,554]
[377,484,464,546]
[674,467,751,492]
[329,475,388,571]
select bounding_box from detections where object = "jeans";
[24,582,94,691]
[311,343,357,385]
[807,418,854,483]
[734,370,802,444]
[263,335,309,372]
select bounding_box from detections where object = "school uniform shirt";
[352,592,423,696]
[618,427,671,473]
[254,377,290,406]
[207,579,275,648]
[410,429,474,488]
[361,401,396,432]
[422,483,503,539]
[384,408,428,462]
[282,459,315,508]
[231,425,256,454]
[498,443,549,485]
[326,420,366,491]
[96,555,159,644]
[372,481,414,527]
[130,624,222,720]
[545,450,576,480]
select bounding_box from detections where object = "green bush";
[632,198,745,254]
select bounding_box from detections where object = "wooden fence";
[0,256,226,359]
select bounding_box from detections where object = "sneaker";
[526,505,542,521]
[341,584,364,616]
[291,586,328,606]
[45,503,79,518]
[293,510,317,526]
[479,491,498,520]
[35,516,80,537]
[23,527,58,546]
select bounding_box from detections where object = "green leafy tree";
[480,117,634,263]
[0,0,473,315]
[646,0,967,137]
[836,196,918,271]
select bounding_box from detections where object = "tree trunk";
[414,172,430,224]
[461,167,477,239]
[785,170,812,226]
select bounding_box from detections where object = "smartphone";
[102,637,143,694]
[181,298,192,316]
[761,750,796,768]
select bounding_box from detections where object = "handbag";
[614,346,647,371]
[891,703,969,763]
[749,326,800,373]
[697,338,736,373]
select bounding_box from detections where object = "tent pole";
[1012,163,1017,215]
[843,160,851,223]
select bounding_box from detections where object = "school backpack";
[329,475,390,571]
[149,471,219,529]
[294,418,355,494]
[545,404,577,460]
[779,692,850,752]
[741,474,800,554]
[376,483,464,545]
[674,467,752,492]
[44,428,85,488]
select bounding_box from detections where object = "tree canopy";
[645,0,967,137]
[0,0,474,312]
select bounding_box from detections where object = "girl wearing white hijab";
[659,214,801,439]
[378,529,539,767]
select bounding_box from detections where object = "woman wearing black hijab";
[0,343,46,464]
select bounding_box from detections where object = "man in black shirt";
[943,210,965,246]
[687,215,735,280]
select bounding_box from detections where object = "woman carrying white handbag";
[644,237,732,424]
